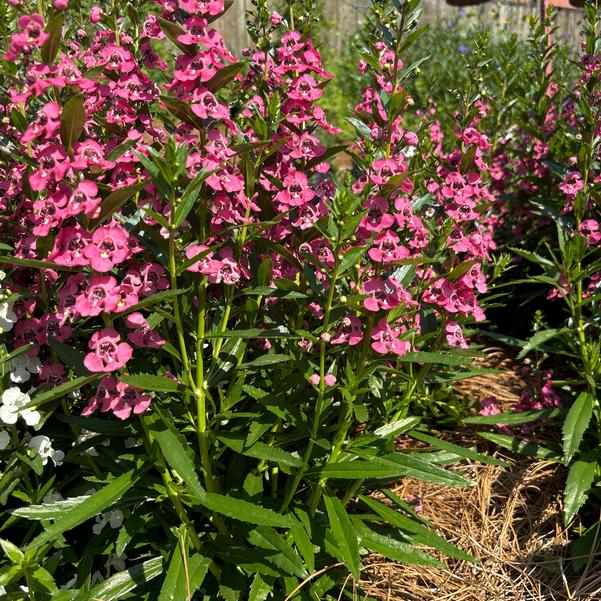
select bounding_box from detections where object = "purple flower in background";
[458,44,469,54]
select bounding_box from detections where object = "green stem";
[280,259,341,513]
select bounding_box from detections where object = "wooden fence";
[214,0,584,55]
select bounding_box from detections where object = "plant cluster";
[0,0,508,598]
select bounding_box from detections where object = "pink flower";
[288,74,322,102]
[331,316,363,346]
[49,226,92,267]
[368,231,409,264]
[82,377,151,419]
[445,321,468,349]
[53,0,68,9]
[75,276,120,316]
[177,17,208,45]
[185,245,214,273]
[559,171,584,198]
[362,278,401,312]
[275,171,315,207]
[179,0,224,16]
[21,102,61,143]
[71,140,115,171]
[29,145,70,191]
[207,249,241,285]
[39,362,66,385]
[139,263,170,295]
[191,90,230,120]
[89,6,102,22]
[66,180,101,217]
[84,223,132,272]
[361,197,395,232]
[578,220,601,245]
[270,11,283,25]
[125,312,165,348]
[112,382,152,420]
[371,319,410,356]
[101,45,136,74]
[84,328,133,372]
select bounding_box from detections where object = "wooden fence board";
[214,0,584,54]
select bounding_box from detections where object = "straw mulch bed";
[360,348,601,601]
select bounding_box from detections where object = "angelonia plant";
[0,0,504,597]
[476,4,601,528]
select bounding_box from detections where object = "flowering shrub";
[0,0,510,596]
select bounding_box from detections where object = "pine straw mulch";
[360,348,601,601]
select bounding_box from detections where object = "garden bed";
[362,449,589,601]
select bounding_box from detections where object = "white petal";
[0,431,10,450]
[0,406,18,425]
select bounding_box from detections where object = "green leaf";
[121,288,188,315]
[508,247,556,269]
[24,470,137,551]
[48,338,89,376]
[0,256,77,272]
[159,542,210,601]
[476,432,561,461]
[247,526,307,577]
[153,429,206,502]
[307,460,408,480]
[25,374,100,409]
[173,170,210,229]
[564,459,597,525]
[203,327,293,339]
[90,179,148,228]
[120,374,179,393]
[41,13,64,64]
[204,62,245,93]
[0,343,35,366]
[218,434,303,468]
[202,493,296,528]
[81,557,163,601]
[353,520,442,567]
[358,495,474,561]
[393,351,474,366]
[323,493,361,579]
[517,328,567,359]
[464,408,562,425]
[408,430,509,467]
[562,391,594,464]
[60,94,86,149]
[248,574,273,601]
[157,17,196,55]
[338,246,367,275]
[239,353,290,368]
[0,539,23,564]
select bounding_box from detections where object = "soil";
[361,348,601,601]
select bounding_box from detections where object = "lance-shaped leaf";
[24,469,137,550]
[83,556,163,601]
[562,391,594,464]
[41,13,64,64]
[60,94,86,150]
[90,179,149,228]
[323,493,361,579]
[564,458,597,525]
[173,170,210,229]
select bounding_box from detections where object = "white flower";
[0,387,40,426]
[10,354,42,383]
[28,435,64,466]
[0,300,17,333]
[0,430,9,450]
[92,510,124,534]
